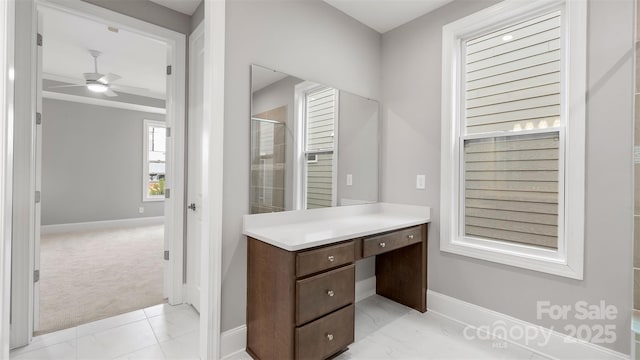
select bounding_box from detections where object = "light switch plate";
[346,174,353,186]
[416,175,426,190]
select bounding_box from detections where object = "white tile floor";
[12,295,550,360]
[229,295,550,360]
[10,303,199,360]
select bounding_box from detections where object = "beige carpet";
[38,224,165,335]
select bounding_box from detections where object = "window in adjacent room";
[301,86,338,209]
[440,0,586,279]
[143,119,166,201]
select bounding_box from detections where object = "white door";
[186,24,204,311]
[33,11,43,332]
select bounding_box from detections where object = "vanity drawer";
[296,241,355,278]
[295,304,354,360]
[296,264,355,326]
[362,226,422,258]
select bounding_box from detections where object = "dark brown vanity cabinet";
[246,224,428,360]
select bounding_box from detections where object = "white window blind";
[464,133,559,248]
[305,87,336,209]
[462,11,562,249]
[465,11,561,134]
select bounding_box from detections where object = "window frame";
[142,119,167,202]
[440,0,586,279]
[293,82,339,209]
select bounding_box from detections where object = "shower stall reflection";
[250,112,287,214]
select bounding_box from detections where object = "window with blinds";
[462,11,562,249]
[304,87,337,209]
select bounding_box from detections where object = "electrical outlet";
[346,174,353,186]
[416,175,426,190]
[139,206,144,214]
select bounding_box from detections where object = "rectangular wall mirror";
[250,64,380,214]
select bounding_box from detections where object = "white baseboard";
[41,216,164,235]
[427,290,629,360]
[221,325,247,360]
[355,276,376,302]
[220,276,377,359]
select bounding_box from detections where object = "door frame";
[201,0,226,358]
[186,20,204,311]
[3,0,228,358]
[10,0,187,348]
[0,0,15,358]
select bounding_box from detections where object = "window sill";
[440,238,583,280]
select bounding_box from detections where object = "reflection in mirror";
[250,64,379,214]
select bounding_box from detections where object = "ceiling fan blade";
[83,72,103,81]
[98,73,122,84]
[104,89,118,97]
[110,84,150,93]
[48,84,87,89]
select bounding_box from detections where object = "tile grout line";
[145,313,168,360]
[74,326,79,360]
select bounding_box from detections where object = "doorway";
[10,0,187,349]
[35,6,171,334]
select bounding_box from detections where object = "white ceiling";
[41,7,167,99]
[149,0,201,15]
[323,0,455,33]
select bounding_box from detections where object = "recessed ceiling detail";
[149,0,201,15]
[41,7,167,99]
[323,0,455,33]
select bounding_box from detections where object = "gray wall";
[80,0,191,35]
[380,0,634,353]
[222,0,381,331]
[41,99,165,225]
[337,92,379,205]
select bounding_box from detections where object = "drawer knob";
[328,255,335,262]
[327,333,334,341]
[327,290,335,297]
[408,234,415,240]
[379,242,386,248]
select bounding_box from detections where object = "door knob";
[188,203,196,211]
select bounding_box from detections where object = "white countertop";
[242,203,431,251]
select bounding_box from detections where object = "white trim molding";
[221,325,247,360]
[0,0,15,356]
[43,91,166,114]
[41,216,164,235]
[427,290,629,360]
[201,0,226,359]
[355,276,376,303]
[439,0,586,279]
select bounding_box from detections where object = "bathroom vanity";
[243,203,431,360]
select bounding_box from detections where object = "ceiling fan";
[49,49,124,97]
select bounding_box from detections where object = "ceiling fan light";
[87,83,108,93]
